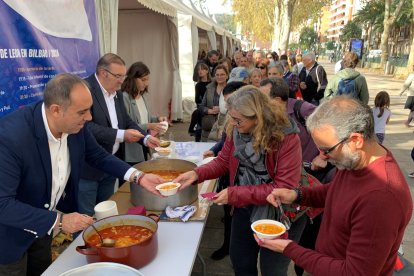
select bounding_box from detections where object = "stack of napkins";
[165,205,197,222]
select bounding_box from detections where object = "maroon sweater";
[284,150,412,276]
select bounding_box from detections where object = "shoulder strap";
[293,100,306,127]
[316,65,320,88]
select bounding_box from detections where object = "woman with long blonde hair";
[176,86,306,275]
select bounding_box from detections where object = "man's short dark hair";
[43,73,89,108]
[223,81,246,96]
[260,77,289,101]
[207,50,219,58]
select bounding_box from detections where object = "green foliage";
[394,0,413,27]
[354,0,384,31]
[299,27,318,50]
[354,0,412,32]
[231,0,275,42]
[288,42,301,51]
[291,0,331,31]
[339,21,362,43]
[215,14,236,34]
[325,41,336,50]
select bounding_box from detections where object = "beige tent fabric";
[136,0,176,17]
[118,10,174,120]
[95,0,118,55]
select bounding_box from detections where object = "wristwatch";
[133,171,145,185]
[59,214,64,231]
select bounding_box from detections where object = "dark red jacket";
[194,133,302,207]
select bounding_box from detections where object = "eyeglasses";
[104,68,126,80]
[319,137,348,155]
[256,66,266,69]
[229,115,245,126]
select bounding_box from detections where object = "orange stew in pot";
[146,170,182,180]
[87,225,153,248]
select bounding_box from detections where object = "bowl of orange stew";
[155,182,181,196]
[76,214,159,268]
[251,219,287,240]
[154,147,171,157]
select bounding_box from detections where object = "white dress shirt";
[42,104,71,212]
[42,103,138,233]
[95,74,125,154]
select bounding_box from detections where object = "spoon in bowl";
[90,224,116,247]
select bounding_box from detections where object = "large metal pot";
[76,214,158,268]
[132,159,198,211]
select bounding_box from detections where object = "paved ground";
[164,59,414,275]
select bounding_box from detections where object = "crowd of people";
[182,48,413,275]
[0,48,413,276]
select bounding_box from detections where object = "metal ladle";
[90,224,116,247]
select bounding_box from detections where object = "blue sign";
[0,0,100,117]
[349,39,364,60]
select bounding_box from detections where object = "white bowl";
[251,219,286,240]
[155,147,172,157]
[155,182,181,196]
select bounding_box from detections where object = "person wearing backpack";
[324,51,369,104]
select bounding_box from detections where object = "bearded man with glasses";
[258,96,412,276]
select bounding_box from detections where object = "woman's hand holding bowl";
[174,171,198,190]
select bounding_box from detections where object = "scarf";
[233,129,280,222]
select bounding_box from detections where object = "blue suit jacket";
[0,101,131,264]
[81,74,146,180]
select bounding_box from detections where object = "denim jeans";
[78,174,116,216]
[229,207,307,276]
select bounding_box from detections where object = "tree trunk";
[272,2,282,52]
[407,0,414,70]
[279,0,296,53]
[379,0,405,69]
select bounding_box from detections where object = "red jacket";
[194,133,302,207]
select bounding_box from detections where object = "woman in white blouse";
[122,62,168,164]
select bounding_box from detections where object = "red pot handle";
[76,245,99,256]
[147,213,160,222]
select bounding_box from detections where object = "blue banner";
[0,0,100,117]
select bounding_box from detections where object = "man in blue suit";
[0,73,164,275]
[78,53,160,216]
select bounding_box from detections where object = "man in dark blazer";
[0,73,163,275]
[79,53,160,216]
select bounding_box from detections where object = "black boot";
[211,244,229,260]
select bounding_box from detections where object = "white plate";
[59,262,144,276]
[201,156,215,165]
